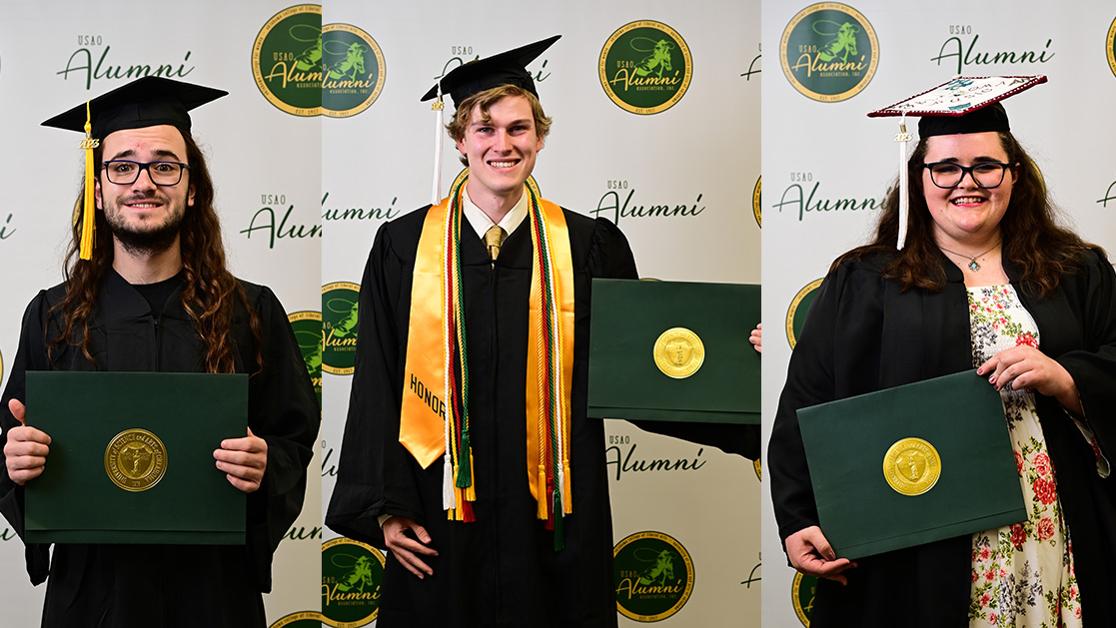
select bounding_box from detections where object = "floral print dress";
[967,284,1082,628]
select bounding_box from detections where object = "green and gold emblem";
[753,176,762,228]
[653,327,705,379]
[288,310,322,402]
[599,20,692,115]
[104,428,167,492]
[1107,16,1116,78]
[792,572,818,626]
[883,437,941,496]
[252,4,323,117]
[322,537,385,627]
[780,3,878,103]
[322,282,360,376]
[321,23,386,118]
[614,531,695,622]
[269,612,324,628]
[786,278,824,349]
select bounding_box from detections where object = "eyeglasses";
[921,161,1013,190]
[102,160,190,186]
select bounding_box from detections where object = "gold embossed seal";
[104,428,167,492]
[882,437,941,496]
[653,327,705,379]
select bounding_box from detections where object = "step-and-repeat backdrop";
[320,0,760,626]
[0,3,322,626]
[761,1,1116,625]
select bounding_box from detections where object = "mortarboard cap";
[868,75,1046,137]
[867,76,1047,250]
[42,75,227,140]
[421,35,560,108]
[42,76,227,261]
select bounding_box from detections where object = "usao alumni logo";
[780,2,878,102]
[321,23,386,118]
[252,4,323,117]
[599,20,692,115]
[613,530,695,622]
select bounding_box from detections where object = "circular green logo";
[613,531,694,622]
[322,538,385,627]
[270,612,324,628]
[1107,16,1116,78]
[599,20,692,115]
[322,282,360,375]
[786,278,824,349]
[252,4,323,117]
[288,310,322,403]
[322,23,386,118]
[780,3,878,103]
[792,572,819,626]
[753,176,762,228]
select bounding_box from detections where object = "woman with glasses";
[769,78,1116,627]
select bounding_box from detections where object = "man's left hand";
[214,428,268,493]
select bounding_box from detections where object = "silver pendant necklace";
[938,242,1000,272]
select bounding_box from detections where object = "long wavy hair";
[836,131,1096,296]
[49,131,262,373]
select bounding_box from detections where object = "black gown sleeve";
[244,287,320,592]
[0,292,55,584]
[768,266,843,543]
[586,218,760,459]
[1056,248,1116,460]
[326,224,422,547]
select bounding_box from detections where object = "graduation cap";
[422,36,560,203]
[867,75,1047,249]
[421,35,559,108]
[41,76,227,260]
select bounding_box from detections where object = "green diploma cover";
[25,372,248,544]
[797,369,1026,559]
[588,279,760,424]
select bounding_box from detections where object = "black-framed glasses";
[102,160,190,186]
[922,160,1013,190]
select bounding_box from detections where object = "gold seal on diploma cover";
[104,428,167,492]
[653,327,705,379]
[882,437,941,496]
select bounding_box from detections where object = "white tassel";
[431,87,446,205]
[442,459,455,511]
[895,113,912,250]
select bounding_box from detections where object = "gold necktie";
[484,225,507,263]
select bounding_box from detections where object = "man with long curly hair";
[0,77,319,627]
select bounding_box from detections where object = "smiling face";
[96,124,194,254]
[921,131,1015,249]
[455,94,544,205]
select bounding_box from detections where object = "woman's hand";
[978,345,1082,414]
[784,525,857,585]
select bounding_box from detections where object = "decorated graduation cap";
[41,76,228,260]
[422,35,560,203]
[867,75,1047,249]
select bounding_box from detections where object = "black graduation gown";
[326,205,755,628]
[769,249,1116,627]
[0,270,320,628]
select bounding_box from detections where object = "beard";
[102,190,186,256]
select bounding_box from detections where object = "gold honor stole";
[399,178,575,541]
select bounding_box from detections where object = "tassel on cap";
[895,114,911,250]
[79,101,99,260]
[430,88,445,204]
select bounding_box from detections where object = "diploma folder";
[797,369,1025,559]
[588,279,759,424]
[25,372,247,545]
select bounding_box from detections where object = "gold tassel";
[79,101,99,260]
